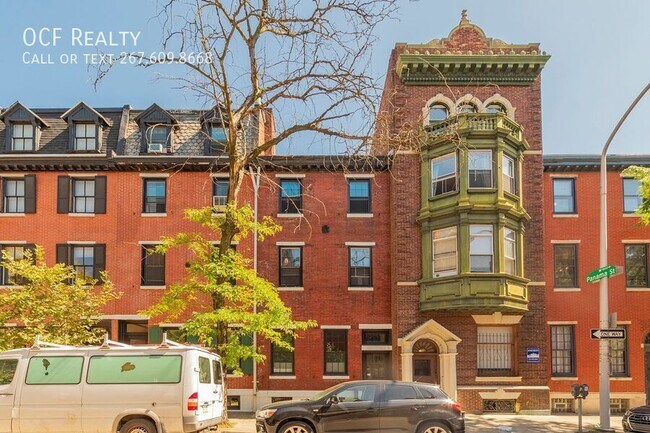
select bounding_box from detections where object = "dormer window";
[135,104,178,155]
[74,123,97,151]
[211,124,227,143]
[12,123,34,151]
[147,125,170,152]
[428,104,449,124]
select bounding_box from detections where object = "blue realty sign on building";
[526,347,540,363]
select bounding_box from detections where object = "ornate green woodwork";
[419,113,530,313]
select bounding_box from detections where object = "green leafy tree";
[623,166,650,225]
[0,246,120,350]
[144,205,316,372]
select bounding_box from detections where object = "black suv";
[255,380,465,433]
[623,405,650,432]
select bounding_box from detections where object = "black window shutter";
[57,176,70,214]
[23,175,36,213]
[56,244,70,265]
[0,177,3,213]
[94,176,107,214]
[67,123,75,151]
[4,127,11,151]
[93,244,106,280]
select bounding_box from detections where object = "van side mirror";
[326,395,340,406]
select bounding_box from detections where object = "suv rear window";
[416,385,447,399]
[0,359,18,385]
[212,359,223,384]
[87,355,182,384]
[382,384,419,401]
[199,357,211,384]
[26,356,83,385]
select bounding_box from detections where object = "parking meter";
[571,384,581,399]
[580,384,589,398]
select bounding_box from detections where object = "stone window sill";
[553,287,581,292]
[269,375,296,380]
[551,377,578,381]
[623,213,640,218]
[610,377,632,381]
[347,213,373,218]
[140,285,166,290]
[626,287,650,292]
[0,213,25,217]
[141,213,167,217]
[278,287,304,292]
[553,214,579,218]
[475,376,522,383]
[69,213,96,217]
[348,287,373,291]
[323,375,349,380]
[276,213,303,218]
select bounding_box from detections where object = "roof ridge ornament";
[460,9,471,26]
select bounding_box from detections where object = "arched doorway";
[412,338,439,384]
[644,333,650,404]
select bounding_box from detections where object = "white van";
[0,335,224,433]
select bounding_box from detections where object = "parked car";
[255,380,464,433]
[623,405,650,432]
[0,336,224,433]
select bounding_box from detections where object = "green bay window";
[431,153,457,197]
[470,225,493,272]
[502,154,517,195]
[504,228,517,275]
[468,150,493,188]
[432,227,457,278]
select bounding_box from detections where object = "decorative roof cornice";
[544,154,650,172]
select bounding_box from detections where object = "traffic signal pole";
[598,83,649,431]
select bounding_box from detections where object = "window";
[143,179,166,213]
[11,123,34,151]
[349,247,372,287]
[118,320,149,345]
[504,228,517,275]
[2,179,24,213]
[431,153,457,196]
[553,178,576,214]
[554,244,578,288]
[213,178,229,209]
[457,103,477,114]
[71,246,94,281]
[74,123,97,151]
[625,244,648,288]
[72,179,95,213]
[623,178,642,213]
[502,155,516,194]
[432,227,457,277]
[324,329,347,375]
[477,326,514,376]
[141,245,165,286]
[348,179,371,214]
[362,330,390,345]
[468,150,493,188]
[428,104,448,124]
[337,383,376,402]
[147,125,170,148]
[211,124,228,143]
[470,225,493,273]
[0,245,26,286]
[279,247,302,287]
[610,326,628,377]
[485,103,506,114]
[87,355,182,384]
[0,359,18,385]
[271,336,294,375]
[212,359,223,384]
[199,356,212,383]
[279,179,302,214]
[382,384,418,401]
[26,356,83,385]
[551,325,575,377]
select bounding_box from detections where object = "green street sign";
[586,265,617,283]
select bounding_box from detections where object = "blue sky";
[0,0,648,155]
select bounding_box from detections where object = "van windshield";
[87,355,182,384]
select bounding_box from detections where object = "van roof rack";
[31,335,74,350]
[99,333,132,349]
[158,331,186,349]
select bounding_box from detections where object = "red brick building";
[544,155,650,414]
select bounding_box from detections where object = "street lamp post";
[598,83,649,431]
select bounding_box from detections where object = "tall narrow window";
[11,123,34,151]
[554,244,578,288]
[348,179,371,214]
[504,228,517,275]
[279,247,302,287]
[623,178,642,214]
[71,246,94,281]
[502,155,516,195]
[72,179,95,213]
[551,325,575,376]
[143,179,166,213]
[271,336,295,376]
[349,247,372,287]
[625,244,648,288]
[468,150,493,188]
[213,178,229,209]
[141,245,165,286]
[428,104,448,124]
[432,227,457,277]
[324,329,347,375]
[0,245,25,286]
[56,244,105,283]
[610,326,628,377]
[279,179,302,214]
[74,123,97,151]
[2,179,25,213]
[553,178,576,214]
[477,326,513,376]
[470,225,493,272]
[431,153,457,196]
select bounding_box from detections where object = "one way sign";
[590,329,626,340]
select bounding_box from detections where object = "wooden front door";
[412,339,440,384]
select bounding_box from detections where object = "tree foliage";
[623,166,650,225]
[0,247,120,350]
[143,205,316,372]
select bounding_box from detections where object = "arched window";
[413,339,438,353]
[428,104,449,124]
[457,103,477,114]
[485,103,506,114]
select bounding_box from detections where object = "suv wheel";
[119,418,157,433]
[280,420,314,433]
[419,422,451,433]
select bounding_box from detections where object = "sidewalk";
[220,413,625,433]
